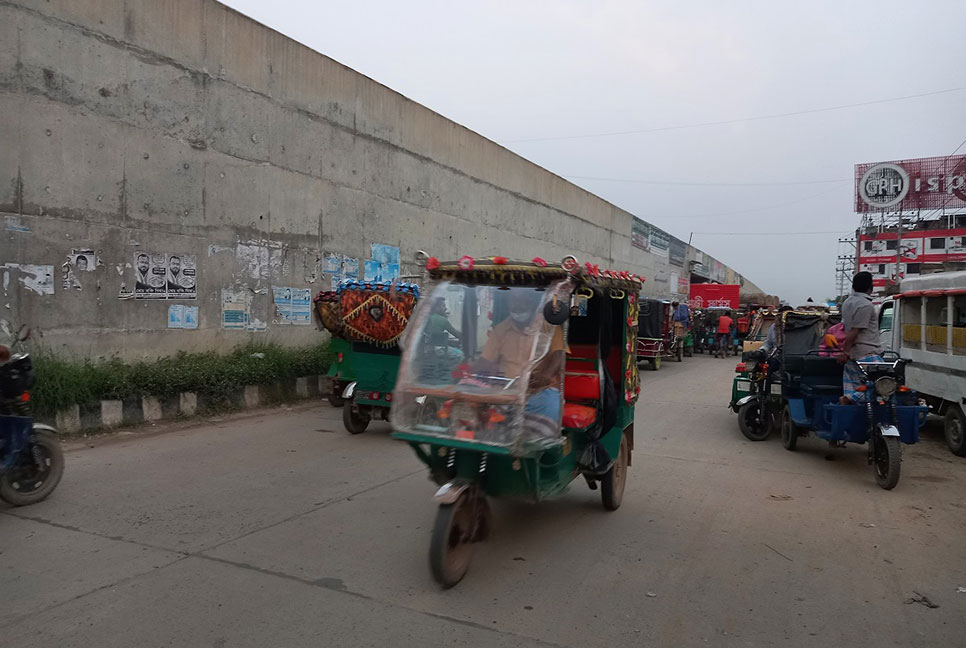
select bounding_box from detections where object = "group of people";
[672,301,737,359]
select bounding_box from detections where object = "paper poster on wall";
[2,263,55,295]
[322,254,341,274]
[370,243,400,265]
[167,305,199,329]
[134,252,196,299]
[272,287,313,325]
[70,249,96,272]
[342,256,359,280]
[330,275,342,290]
[236,244,270,280]
[669,273,680,294]
[222,289,263,331]
[363,259,382,281]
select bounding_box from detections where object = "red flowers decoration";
[493,256,508,265]
[532,257,547,267]
[425,257,440,270]
[457,255,475,270]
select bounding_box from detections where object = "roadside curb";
[40,375,333,434]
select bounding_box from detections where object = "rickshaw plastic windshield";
[392,280,572,450]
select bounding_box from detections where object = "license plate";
[880,425,900,437]
[771,384,783,395]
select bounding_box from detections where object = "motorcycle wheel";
[738,401,772,441]
[342,404,370,434]
[944,405,966,457]
[429,491,477,588]
[0,429,65,506]
[780,405,799,451]
[601,433,629,511]
[873,435,902,490]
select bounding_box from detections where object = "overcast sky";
[222,0,965,304]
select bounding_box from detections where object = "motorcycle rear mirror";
[543,298,569,325]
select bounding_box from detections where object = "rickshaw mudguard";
[787,398,811,428]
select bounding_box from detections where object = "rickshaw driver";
[671,300,690,339]
[475,290,567,421]
[836,271,883,404]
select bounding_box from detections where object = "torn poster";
[134,252,196,299]
[167,305,199,329]
[221,289,264,332]
[2,264,55,295]
[370,243,400,266]
[322,254,341,274]
[342,256,359,280]
[272,286,312,325]
[70,249,96,272]
[4,216,30,233]
[236,243,270,280]
[363,259,400,282]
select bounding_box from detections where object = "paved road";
[2,355,965,647]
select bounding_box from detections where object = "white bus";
[879,270,966,456]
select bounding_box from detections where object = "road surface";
[2,354,965,647]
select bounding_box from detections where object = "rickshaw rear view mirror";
[543,298,570,325]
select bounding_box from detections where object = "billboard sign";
[649,227,670,259]
[855,155,966,212]
[631,219,650,251]
[857,228,966,288]
[689,284,740,310]
[669,239,686,266]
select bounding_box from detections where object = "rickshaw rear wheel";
[430,491,477,588]
[944,405,966,457]
[873,435,902,490]
[651,357,661,371]
[328,393,346,408]
[343,404,370,434]
[676,344,683,362]
[738,401,771,442]
[601,433,629,511]
[780,405,799,451]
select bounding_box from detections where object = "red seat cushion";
[563,403,597,429]
[564,372,599,400]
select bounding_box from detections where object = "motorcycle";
[732,349,781,441]
[0,328,65,506]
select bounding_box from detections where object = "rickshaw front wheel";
[430,491,478,588]
[738,401,771,442]
[873,435,901,490]
[601,433,629,511]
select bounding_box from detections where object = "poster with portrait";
[134,252,197,299]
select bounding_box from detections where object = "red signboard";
[855,155,966,213]
[857,228,966,288]
[688,284,740,310]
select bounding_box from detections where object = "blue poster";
[363,259,383,281]
[370,243,400,265]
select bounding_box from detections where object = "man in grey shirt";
[837,271,883,404]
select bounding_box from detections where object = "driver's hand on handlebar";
[835,351,849,365]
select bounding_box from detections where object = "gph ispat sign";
[855,155,966,212]
[688,284,740,310]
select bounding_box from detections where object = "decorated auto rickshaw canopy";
[424,255,643,406]
[424,255,644,293]
[314,280,420,347]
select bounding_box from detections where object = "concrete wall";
[0,0,763,360]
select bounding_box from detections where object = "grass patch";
[30,342,332,417]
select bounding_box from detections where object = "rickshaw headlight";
[874,376,897,398]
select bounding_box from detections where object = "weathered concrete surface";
[0,0,761,360]
[2,358,963,647]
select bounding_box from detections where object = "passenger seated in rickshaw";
[473,290,567,424]
[427,297,463,359]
